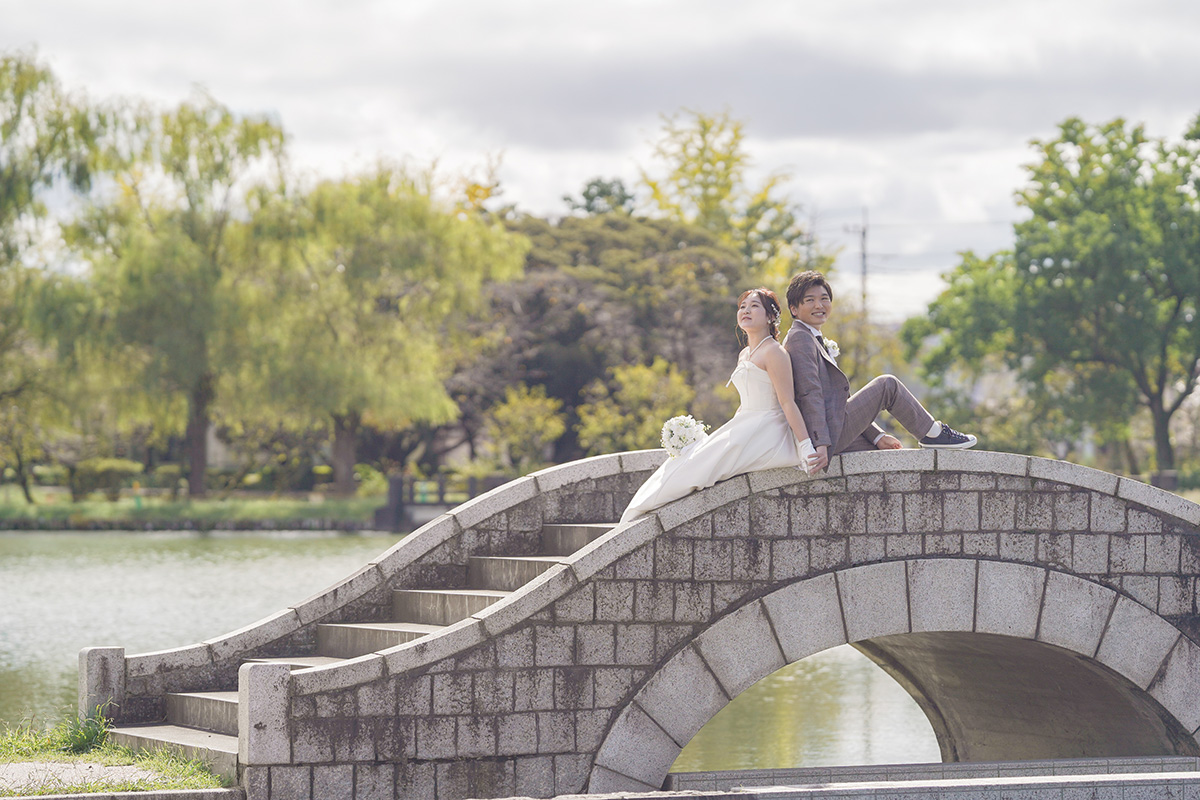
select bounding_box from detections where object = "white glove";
[798,438,818,475]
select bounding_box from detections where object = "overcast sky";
[5,0,1198,321]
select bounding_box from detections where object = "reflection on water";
[0,531,398,726]
[672,645,939,771]
[1,531,939,771]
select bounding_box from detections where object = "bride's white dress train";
[620,354,805,523]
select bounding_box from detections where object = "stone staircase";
[108,522,614,780]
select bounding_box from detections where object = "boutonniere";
[823,338,840,359]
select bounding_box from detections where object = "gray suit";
[783,326,933,455]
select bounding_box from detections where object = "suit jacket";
[783,325,883,453]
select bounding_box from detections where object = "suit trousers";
[834,374,936,454]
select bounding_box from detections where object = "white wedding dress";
[620,341,806,523]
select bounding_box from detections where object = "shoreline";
[0,518,394,532]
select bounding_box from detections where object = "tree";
[564,177,635,215]
[485,383,567,473]
[641,109,827,284]
[576,358,696,455]
[246,164,529,492]
[67,91,284,497]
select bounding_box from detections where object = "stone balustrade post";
[78,646,125,721]
[238,662,293,767]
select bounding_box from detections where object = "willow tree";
[67,92,284,497]
[247,165,528,493]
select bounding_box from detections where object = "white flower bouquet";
[823,337,841,359]
[661,414,709,457]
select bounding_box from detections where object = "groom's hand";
[813,445,829,471]
[876,435,902,450]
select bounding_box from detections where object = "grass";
[0,483,385,526]
[0,713,226,796]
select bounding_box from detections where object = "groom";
[783,270,976,472]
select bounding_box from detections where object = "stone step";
[540,522,613,555]
[317,621,444,658]
[468,555,563,591]
[392,588,509,625]
[109,723,238,781]
[246,655,346,670]
[164,691,238,736]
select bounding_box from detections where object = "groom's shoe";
[919,423,977,449]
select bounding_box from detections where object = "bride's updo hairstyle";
[738,287,783,340]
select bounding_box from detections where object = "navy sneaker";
[919,423,977,449]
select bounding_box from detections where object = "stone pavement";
[0,760,242,799]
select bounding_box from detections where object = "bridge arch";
[590,559,1200,792]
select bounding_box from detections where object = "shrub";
[72,458,144,502]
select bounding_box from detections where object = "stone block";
[866,493,905,534]
[595,667,635,707]
[980,492,1016,531]
[654,538,693,580]
[1037,533,1073,570]
[632,580,673,623]
[238,662,292,765]
[1122,575,1159,608]
[849,535,886,564]
[904,493,943,533]
[206,608,302,663]
[595,579,637,622]
[457,715,497,757]
[1038,572,1116,657]
[695,600,785,697]
[532,453,624,493]
[924,532,962,555]
[311,765,353,800]
[750,494,790,538]
[537,709,575,753]
[291,564,385,626]
[415,715,456,759]
[938,449,1028,476]
[592,703,680,788]
[432,672,472,715]
[884,472,921,492]
[619,449,669,473]
[269,766,311,800]
[885,534,922,558]
[514,754,556,797]
[354,763,395,800]
[1129,509,1165,534]
[1015,493,1055,531]
[1110,534,1147,572]
[452,474,539,530]
[577,623,616,665]
[1029,457,1120,494]
[711,498,751,538]
[474,563,578,637]
[733,539,772,581]
[693,539,733,581]
[791,496,829,535]
[810,535,849,571]
[1146,525,1183,560]
[637,644,729,747]
[909,559,975,633]
[513,669,555,711]
[674,582,712,622]
[748,466,808,494]
[497,712,538,756]
[846,473,885,492]
[78,646,124,720]
[555,667,593,710]
[1096,596,1182,689]
[534,625,574,667]
[838,561,909,641]
[290,653,385,697]
[942,492,980,532]
[762,573,847,662]
[827,494,867,535]
[975,561,1045,638]
[1118,478,1200,527]
[397,761,436,800]
[962,531,999,558]
[125,642,212,680]
[496,627,534,669]
[613,546,654,580]
[1159,577,1193,616]
[570,515,661,582]
[1149,638,1200,734]
[1073,533,1109,573]
[656,474,751,531]
[588,763,659,793]
[1090,493,1127,533]
[770,540,809,581]
[381,617,486,677]
[999,531,1037,563]
[554,583,595,623]
[291,719,334,763]
[371,513,460,577]
[1054,493,1091,531]
[842,448,935,474]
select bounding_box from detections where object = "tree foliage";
[485,383,567,473]
[576,358,696,455]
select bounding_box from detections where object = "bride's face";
[737,293,770,334]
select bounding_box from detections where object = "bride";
[620,288,819,523]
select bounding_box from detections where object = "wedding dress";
[620,339,806,523]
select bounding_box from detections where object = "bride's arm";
[762,347,812,446]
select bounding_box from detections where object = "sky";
[5,0,1199,322]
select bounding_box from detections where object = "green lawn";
[0,716,226,796]
[0,484,385,526]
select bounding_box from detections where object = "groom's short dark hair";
[787,271,833,311]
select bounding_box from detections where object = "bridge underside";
[856,632,1200,762]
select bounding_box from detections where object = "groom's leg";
[836,374,935,451]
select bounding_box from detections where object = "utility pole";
[843,207,869,375]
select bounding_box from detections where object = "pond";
[0,531,938,770]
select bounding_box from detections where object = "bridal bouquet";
[661,415,709,457]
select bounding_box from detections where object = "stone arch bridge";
[80,449,1200,799]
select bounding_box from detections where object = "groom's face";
[791,285,832,329]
